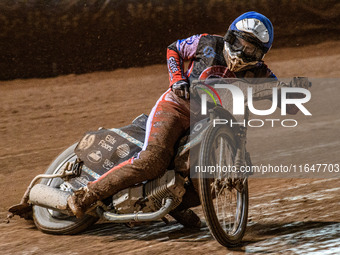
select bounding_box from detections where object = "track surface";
[0,41,340,254]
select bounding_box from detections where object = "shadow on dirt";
[82,220,340,253]
[247,221,340,237]
[82,220,213,242]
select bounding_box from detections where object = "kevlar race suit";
[72,34,287,215]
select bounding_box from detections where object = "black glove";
[289,77,312,89]
[171,80,190,100]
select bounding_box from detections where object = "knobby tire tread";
[198,124,248,247]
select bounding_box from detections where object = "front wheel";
[33,143,98,234]
[198,124,248,247]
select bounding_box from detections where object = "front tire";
[198,124,248,247]
[33,143,98,234]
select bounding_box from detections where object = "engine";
[112,170,186,214]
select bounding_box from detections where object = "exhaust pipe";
[29,184,175,222]
[29,184,71,214]
[97,197,174,223]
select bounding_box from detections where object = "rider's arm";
[259,64,302,115]
[265,66,300,114]
[167,34,202,87]
[252,65,302,115]
[280,78,311,115]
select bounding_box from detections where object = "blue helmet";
[223,12,274,72]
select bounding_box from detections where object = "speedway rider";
[67,11,301,227]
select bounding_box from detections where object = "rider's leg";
[67,89,191,218]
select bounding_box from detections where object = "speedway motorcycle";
[8,77,310,248]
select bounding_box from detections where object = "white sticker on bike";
[117,144,130,158]
[87,150,102,163]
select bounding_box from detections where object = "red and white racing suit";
[87,34,281,202]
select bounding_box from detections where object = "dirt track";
[0,41,340,254]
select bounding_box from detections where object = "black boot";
[169,208,202,228]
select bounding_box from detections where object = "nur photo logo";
[195,78,312,128]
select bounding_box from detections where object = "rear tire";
[33,143,98,234]
[198,124,248,247]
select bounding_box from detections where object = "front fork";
[209,106,250,192]
[234,106,250,192]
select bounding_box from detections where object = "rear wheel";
[198,124,248,247]
[33,143,98,234]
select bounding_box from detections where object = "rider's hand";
[289,77,311,89]
[171,80,190,100]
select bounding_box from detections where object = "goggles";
[225,31,265,62]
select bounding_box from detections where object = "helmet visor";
[230,36,264,62]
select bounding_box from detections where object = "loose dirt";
[0,41,339,254]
